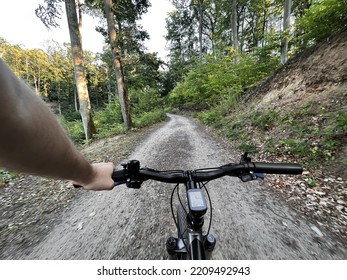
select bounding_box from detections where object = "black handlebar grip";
[112,169,127,181]
[253,162,303,175]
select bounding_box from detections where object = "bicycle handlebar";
[73,155,303,188]
[112,169,187,184]
[251,162,303,174]
[111,161,303,185]
[192,162,301,182]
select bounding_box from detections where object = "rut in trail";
[23,114,347,259]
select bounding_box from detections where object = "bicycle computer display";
[187,189,207,215]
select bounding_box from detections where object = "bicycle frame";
[166,173,216,260]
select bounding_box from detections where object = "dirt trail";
[19,115,347,259]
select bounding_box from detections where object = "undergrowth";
[59,98,167,145]
[197,96,347,169]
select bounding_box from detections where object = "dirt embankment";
[235,30,347,242]
[251,30,347,98]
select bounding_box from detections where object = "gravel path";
[22,114,347,259]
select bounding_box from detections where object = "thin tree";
[104,0,132,129]
[231,0,239,63]
[36,0,96,140]
[198,0,204,63]
[65,0,96,140]
[281,0,292,64]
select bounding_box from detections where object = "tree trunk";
[198,0,203,63]
[34,76,39,95]
[104,0,132,129]
[57,83,62,116]
[261,8,267,47]
[105,64,113,103]
[281,0,292,64]
[231,0,239,63]
[74,87,79,112]
[65,0,96,140]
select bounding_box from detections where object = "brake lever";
[254,173,265,180]
[239,172,265,182]
[239,173,257,182]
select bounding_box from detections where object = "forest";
[0,0,346,147]
[1,0,347,258]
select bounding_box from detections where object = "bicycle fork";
[166,221,216,260]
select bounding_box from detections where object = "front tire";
[177,204,188,260]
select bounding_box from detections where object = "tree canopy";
[1,0,345,142]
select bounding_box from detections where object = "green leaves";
[169,52,278,110]
[297,0,347,44]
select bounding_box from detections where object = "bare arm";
[0,58,114,190]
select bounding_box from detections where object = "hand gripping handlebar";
[110,160,303,187]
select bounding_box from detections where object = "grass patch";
[280,139,311,156]
[250,109,280,131]
[0,169,17,184]
[237,143,258,153]
[330,111,347,136]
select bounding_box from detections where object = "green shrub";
[93,100,123,126]
[169,53,278,110]
[58,117,85,144]
[92,100,126,139]
[133,109,167,128]
[95,123,127,139]
[297,0,347,44]
[131,88,164,115]
[198,109,222,125]
[59,93,167,143]
[333,112,347,134]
